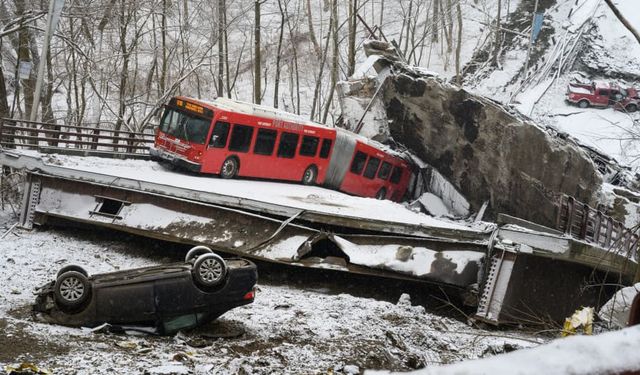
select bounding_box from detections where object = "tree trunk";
[218,0,225,97]
[493,0,502,66]
[432,0,439,42]
[0,64,9,120]
[160,0,168,94]
[310,7,333,121]
[455,1,462,86]
[274,0,286,108]
[224,0,231,98]
[284,0,300,114]
[347,0,357,77]
[254,0,262,104]
[14,0,35,120]
[306,0,322,59]
[321,0,339,124]
[604,0,640,45]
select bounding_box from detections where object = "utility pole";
[522,0,539,80]
[30,0,64,122]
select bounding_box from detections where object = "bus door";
[200,120,232,174]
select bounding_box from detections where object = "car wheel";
[185,245,213,263]
[56,265,88,279]
[302,165,317,185]
[54,271,91,310]
[193,253,228,288]
[578,100,589,108]
[220,157,238,179]
[626,104,638,113]
[376,188,387,200]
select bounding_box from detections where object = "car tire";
[193,253,228,288]
[376,188,387,200]
[578,100,589,108]
[626,104,638,113]
[185,245,213,263]
[220,157,239,179]
[56,265,89,279]
[54,271,91,310]
[302,165,318,185]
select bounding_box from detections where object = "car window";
[299,136,319,157]
[363,157,381,179]
[378,161,392,180]
[228,124,254,153]
[319,139,332,159]
[277,132,299,158]
[350,151,368,175]
[390,166,403,184]
[254,128,277,155]
[210,121,230,148]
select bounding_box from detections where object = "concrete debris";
[598,283,640,328]
[338,39,615,229]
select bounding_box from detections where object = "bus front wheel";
[220,157,239,179]
[302,165,318,185]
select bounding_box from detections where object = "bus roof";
[176,96,409,163]
[185,96,328,129]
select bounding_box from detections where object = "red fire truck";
[150,96,413,202]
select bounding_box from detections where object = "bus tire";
[302,165,318,186]
[626,103,638,113]
[376,188,387,200]
[220,157,239,179]
[578,100,589,109]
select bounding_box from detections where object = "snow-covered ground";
[371,325,640,375]
[471,0,640,169]
[0,210,540,374]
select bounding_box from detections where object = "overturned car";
[33,246,257,334]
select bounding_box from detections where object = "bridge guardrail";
[0,118,154,158]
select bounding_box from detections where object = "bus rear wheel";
[376,188,387,200]
[220,157,239,179]
[302,166,318,186]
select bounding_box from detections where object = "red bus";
[150,96,413,202]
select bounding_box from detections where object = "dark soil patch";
[0,318,70,365]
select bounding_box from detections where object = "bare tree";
[218,0,225,97]
[306,0,322,59]
[253,0,263,104]
[274,0,286,108]
[492,0,502,66]
[604,0,640,45]
[347,0,357,77]
[321,0,339,124]
[455,0,462,86]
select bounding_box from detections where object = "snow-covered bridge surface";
[0,149,489,241]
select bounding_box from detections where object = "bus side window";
[209,121,230,148]
[319,139,332,159]
[228,124,254,153]
[363,157,381,179]
[378,161,392,180]
[350,151,368,175]
[390,166,403,184]
[254,128,277,155]
[277,132,299,158]
[300,136,319,157]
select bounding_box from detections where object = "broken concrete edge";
[0,149,492,243]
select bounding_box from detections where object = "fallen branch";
[604,0,640,45]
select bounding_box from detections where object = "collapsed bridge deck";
[1,149,637,325]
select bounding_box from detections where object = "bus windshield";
[159,108,212,145]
